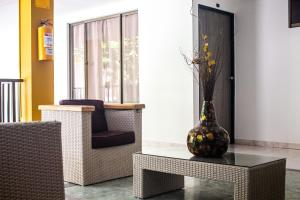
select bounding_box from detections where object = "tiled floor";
[65,171,300,200]
[65,144,300,200]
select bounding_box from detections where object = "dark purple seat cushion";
[59,99,108,133]
[92,131,135,148]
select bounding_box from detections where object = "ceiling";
[55,0,118,15]
[0,0,119,14]
[0,0,16,7]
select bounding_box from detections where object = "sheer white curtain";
[87,17,121,102]
[72,24,85,99]
[72,13,139,103]
[122,13,139,103]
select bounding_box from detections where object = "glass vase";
[187,101,229,157]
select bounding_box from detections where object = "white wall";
[54,0,194,144]
[235,0,300,144]
[193,0,300,144]
[192,0,300,144]
[55,0,300,145]
[0,0,19,78]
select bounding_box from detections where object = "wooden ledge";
[104,103,145,110]
[39,105,95,112]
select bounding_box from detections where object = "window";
[69,11,139,103]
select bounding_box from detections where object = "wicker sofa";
[39,101,144,186]
[0,121,64,200]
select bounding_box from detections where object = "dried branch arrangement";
[182,33,224,101]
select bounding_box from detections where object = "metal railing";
[0,79,23,122]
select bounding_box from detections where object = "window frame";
[68,10,138,103]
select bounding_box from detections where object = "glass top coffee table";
[133,149,286,200]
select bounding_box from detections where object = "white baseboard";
[143,140,185,148]
[144,139,300,150]
[235,139,300,150]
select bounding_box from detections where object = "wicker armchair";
[39,102,144,186]
[0,122,64,200]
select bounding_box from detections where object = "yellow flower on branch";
[208,60,216,67]
[208,67,212,74]
[203,43,209,52]
[205,52,212,61]
[206,52,212,59]
[202,34,208,40]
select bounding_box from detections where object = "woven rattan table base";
[133,153,286,200]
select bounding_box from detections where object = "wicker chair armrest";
[40,108,95,185]
[41,109,93,151]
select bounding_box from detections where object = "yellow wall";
[19,0,54,121]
